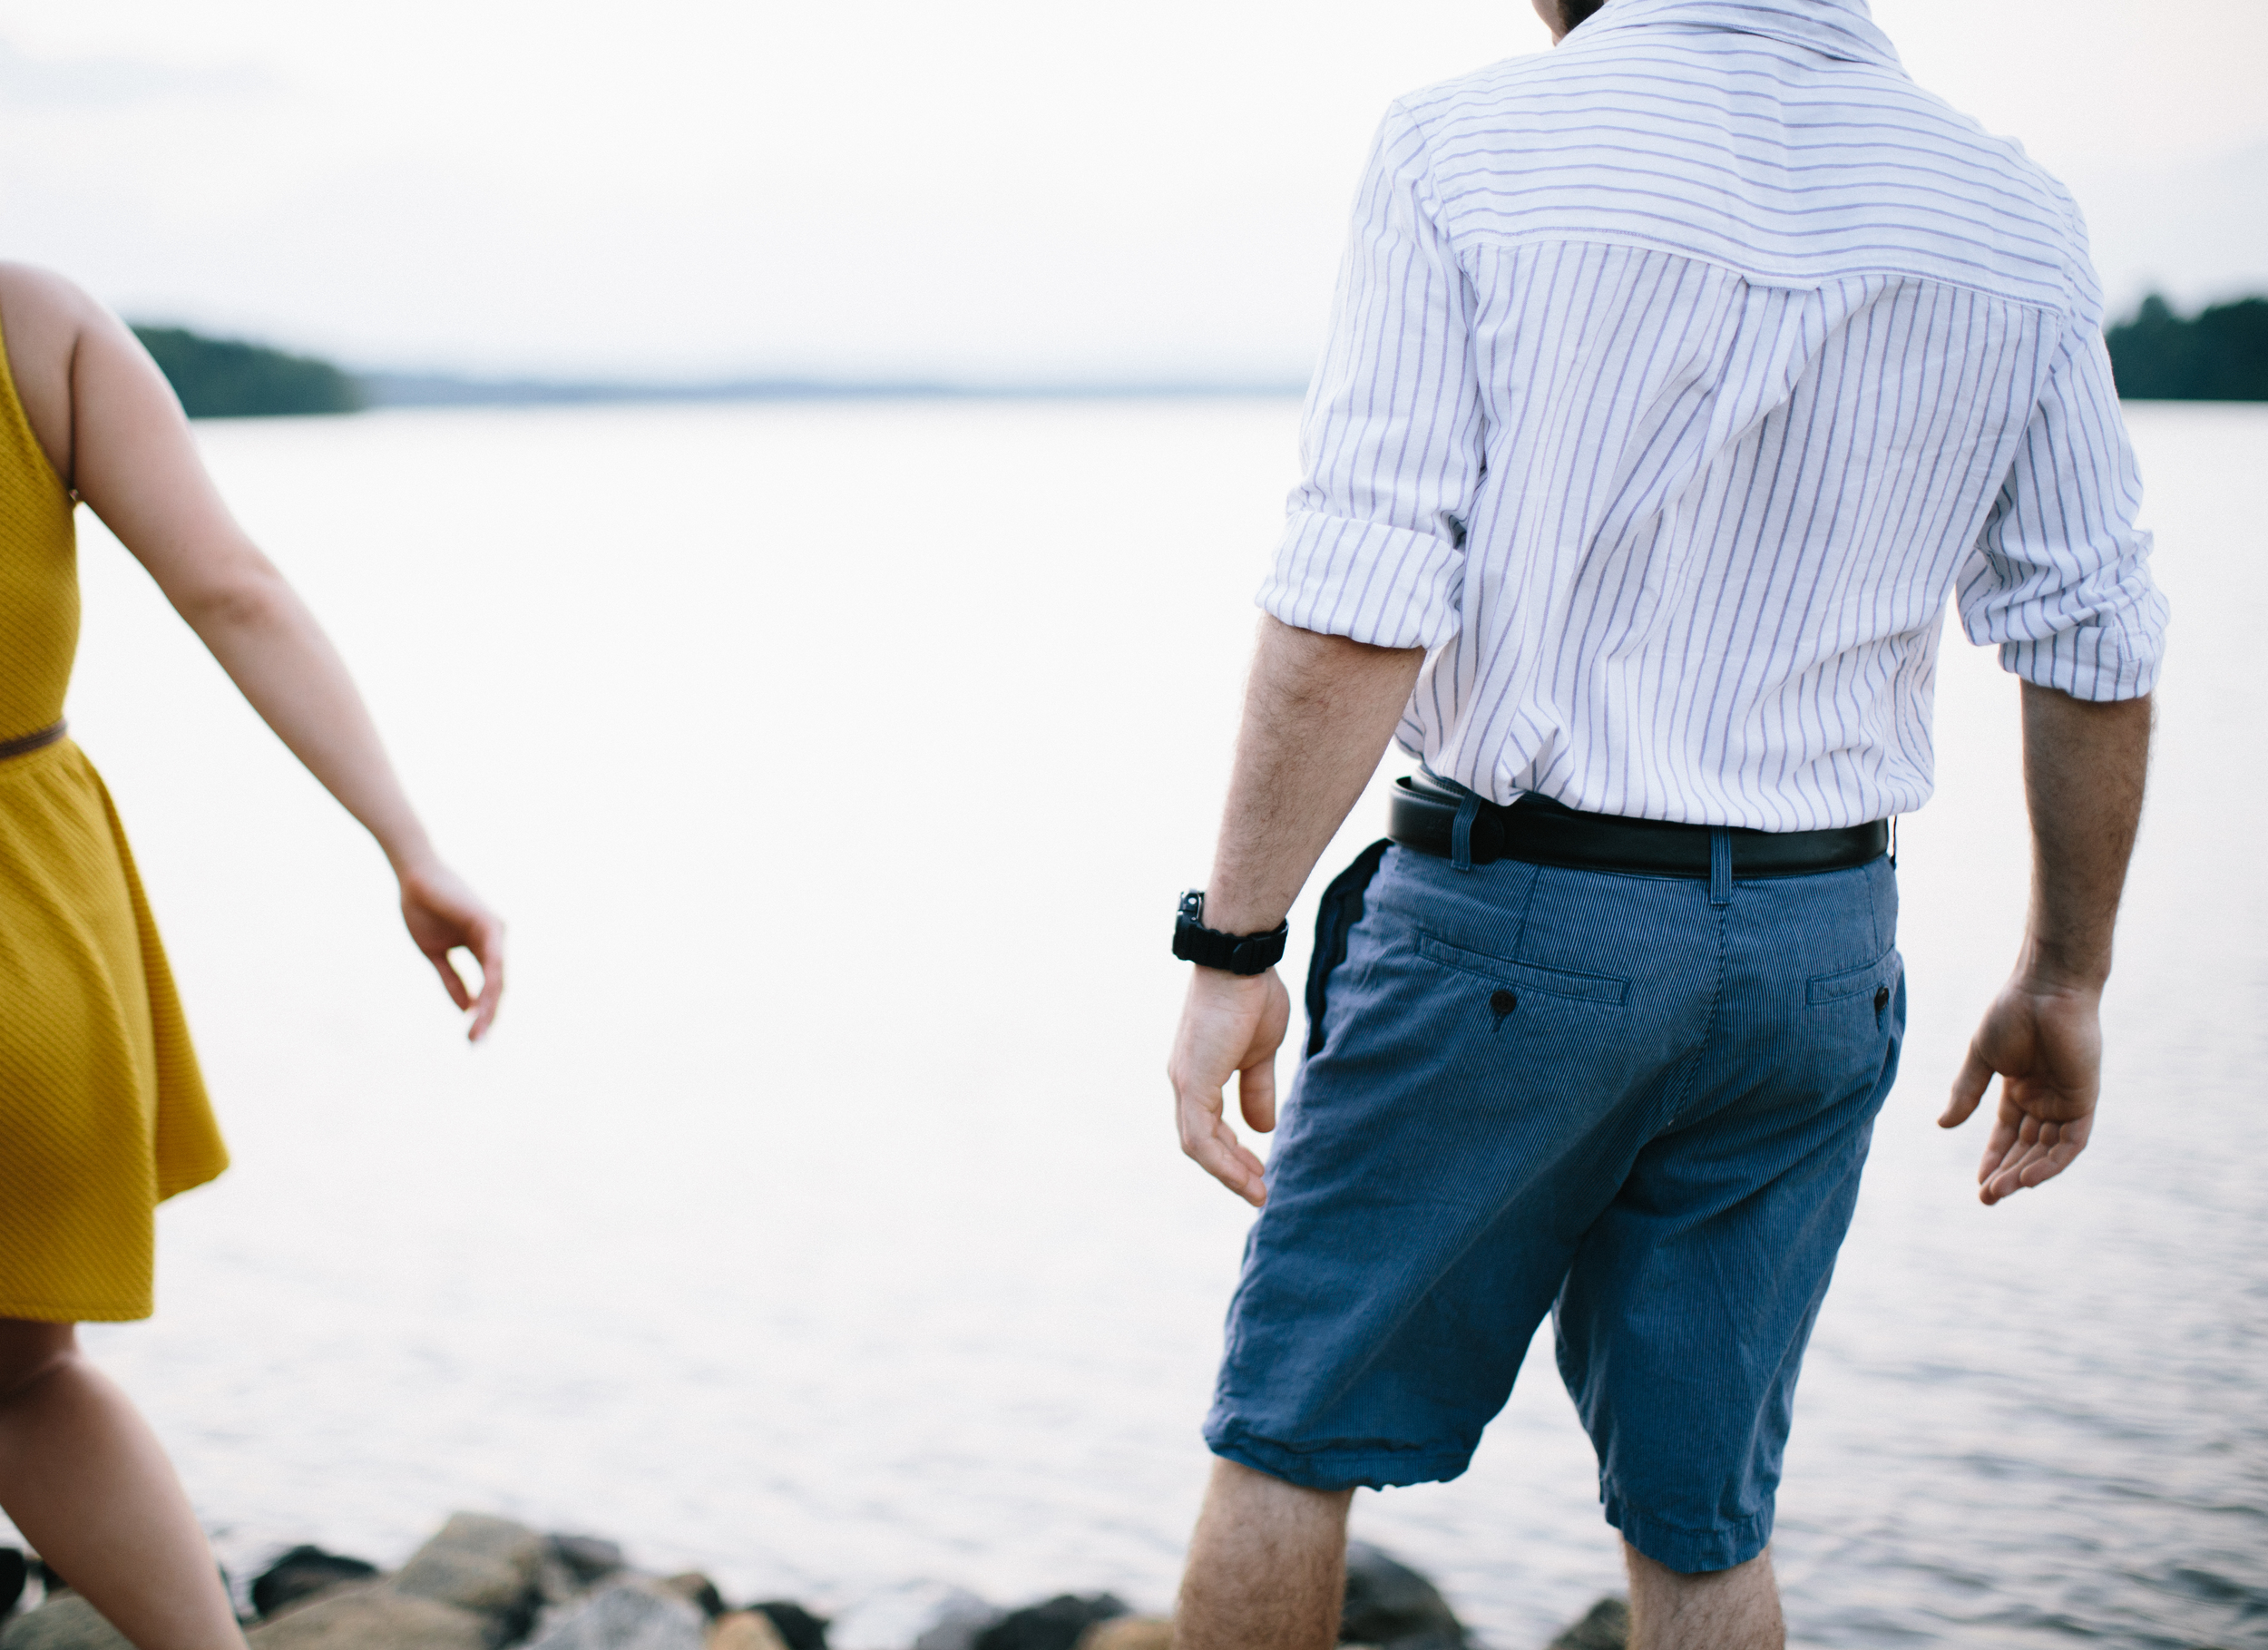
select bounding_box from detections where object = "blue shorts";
[1204,840,1904,1574]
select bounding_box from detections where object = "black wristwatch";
[1172,891,1290,975]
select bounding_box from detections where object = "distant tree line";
[130,326,364,418]
[2104,295,2268,401]
[123,298,2268,419]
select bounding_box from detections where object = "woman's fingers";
[426,946,474,1011]
[466,919,505,1041]
[400,863,505,1038]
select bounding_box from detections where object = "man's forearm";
[1168,617,1424,1206]
[1939,682,2153,1202]
[2017,682,2152,989]
[1203,618,1426,936]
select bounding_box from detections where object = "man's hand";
[1166,618,1422,1207]
[1168,967,1292,1206]
[1940,976,2101,1205]
[1944,684,2149,1207]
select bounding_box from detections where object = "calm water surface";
[13,400,2264,1647]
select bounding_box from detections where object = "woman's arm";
[0,264,503,1039]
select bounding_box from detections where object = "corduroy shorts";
[1204,839,1904,1574]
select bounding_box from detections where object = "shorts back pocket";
[1416,934,1629,1005]
[1806,949,1902,1007]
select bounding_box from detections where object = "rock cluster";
[0,1517,1628,1650]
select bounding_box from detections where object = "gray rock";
[394,1515,547,1644]
[251,1547,381,1619]
[833,1580,998,1650]
[548,1538,625,1587]
[709,1613,791,1650]
[1548,1596,1628,1650]
[914,1598,1005,1650]
[526,1581,706,1650]
[656,1575,726,1619]
[1340,1543,1466,1650]
[246,1584,490,1650]
[533,1554,585,1613]
[750,1602,827,1650]
[973,1595,1127,1650]
[0,1597,129,1650]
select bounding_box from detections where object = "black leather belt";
[1388,775,1887,879]
[0,720,66,763]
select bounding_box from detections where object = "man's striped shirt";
[1258,0,2167,830]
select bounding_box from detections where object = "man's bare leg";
[1174,1458,1354,1650]
[0,1320,247,1650]
[1626,1543,1784,1650]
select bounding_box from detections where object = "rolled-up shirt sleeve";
[1956,315,2168,700]
[1258,101,1484,651]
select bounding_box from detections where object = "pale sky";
[3,0,2263,383]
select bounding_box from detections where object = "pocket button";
[1873,985,1890,1013]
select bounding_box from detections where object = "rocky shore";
[0,1516,1628,1650]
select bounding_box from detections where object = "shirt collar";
[1579,0,1903,70]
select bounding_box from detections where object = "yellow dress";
[0,318,227,1323]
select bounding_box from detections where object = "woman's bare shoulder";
[0,261,107,358]
[0,263,114,484]
[0,260,100,308]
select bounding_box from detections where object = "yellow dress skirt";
[0,320,228,1323]
[0,739,227,1321]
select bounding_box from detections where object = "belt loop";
[1708,827,1732,906]
[1450,792,1481,874]
[1889,815,1899,868]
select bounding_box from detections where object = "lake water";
[13,398,2265,1648]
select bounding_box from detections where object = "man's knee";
[1180,1460,1354,1650]
[1624,1542,1784,1650]
[1200,1457,1354,1528]
[0,1319,78,1402]
[1625,1540,1775,1584]
[1188,1457,1355,1579]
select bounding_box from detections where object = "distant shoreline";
[357,372,1308,410]
[128,323,1305,418]
[133,296,2268,419]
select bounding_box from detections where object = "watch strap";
[1172,891,1289,975]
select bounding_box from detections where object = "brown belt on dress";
[0,720,67,762]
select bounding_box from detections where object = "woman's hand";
[0,265,508,1039]
[397,860,505,1041]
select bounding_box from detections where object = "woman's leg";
[0,1319,245,1650]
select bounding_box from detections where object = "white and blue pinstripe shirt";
[1259,0,2168,830]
